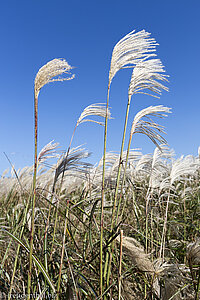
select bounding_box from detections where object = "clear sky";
[0,0,200,175]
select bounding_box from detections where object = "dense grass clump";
[0,29,200,299]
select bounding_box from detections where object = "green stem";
[118,230,123,300]
[27,92,38,299]
[56,200,70,299]
[106,95,132,291]
[111,95,131,230]
[116,119,132,223]
[100,84,110,298]
[49,201,60,261]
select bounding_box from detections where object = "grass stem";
[27,92,38,299]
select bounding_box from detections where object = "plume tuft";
[34,58,75,97]
[109,30,157,84]
[187,239,200,266]
[131,105,171,148]
[38,140,60,164]
[77,103,112,126]
[129,59,169,98]
[116,236,155,272]
[55,147,91,183]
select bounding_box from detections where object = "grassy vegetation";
[0,29,200,299]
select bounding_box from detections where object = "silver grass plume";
[1,168,9,178]
[151,145,171,172]
[97,149,141,177]
[77,103,112,126]
[37,140,60,164]
[116,236,155,272]
[121,149,142,166]
[187,239,200,266]
[131,105,171,148]
[109,30,157,85]
[62,103,112,177]
[98,152,120,169]
[170,155,198,185]
[54,147,91,183]
[34,58,75,97]
[90,152,119,188]
[111,149,142,174]
[160,155,199,190]
[129,59,169,98]
[134,153,153,173]
[149,144,174,189]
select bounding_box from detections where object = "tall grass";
[0,30,200,299]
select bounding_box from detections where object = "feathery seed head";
[131,105,171,148]
[116,235,155,272]
[77,103,112,126]
[129,59,169,97]
[38,140,60,164]
[169,155,198,185]
[187,239,200,266]
[109,30,157,85]
[55,146,91,182]
[34,58,75,97]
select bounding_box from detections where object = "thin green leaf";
[1,229,56,293]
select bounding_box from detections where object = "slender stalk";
[159,190,170,262]
[118,230,123,300]
[106,95,131,291]
[100,84,110,298]
[43,182,58,272]
[27,91,38,299]
[145,211,149,253]
[49,201,60,261]
[183,183,187,264]
[116,119,132,222]
[65,249,79,300]
[144,186,152,253]
[56,200,70,299]
[111,95,131,230]
[59,123,78,192]
[150,209,153,254]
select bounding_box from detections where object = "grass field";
[0,29,200,299]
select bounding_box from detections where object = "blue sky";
[0,0,200,175]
